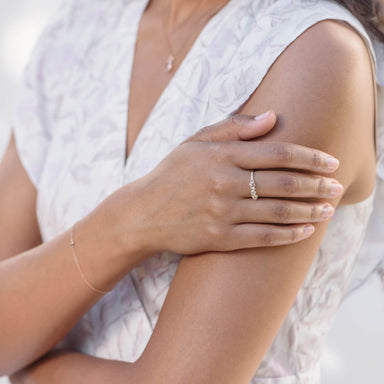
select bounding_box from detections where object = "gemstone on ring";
[249,170,259,200]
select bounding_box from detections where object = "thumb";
[187,111,277,143]
[237,111,277,140]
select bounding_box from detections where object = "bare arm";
[0,134,42,260]
[134,21,376,383]
[0,133,146,376]
[12,20,376,384]
[1,111,342,376]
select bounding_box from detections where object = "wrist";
[74,185,148,292]
[90,176,158,280]
[106,178,156,254]
[97,191,146,263]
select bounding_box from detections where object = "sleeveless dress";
[8,0,384,382]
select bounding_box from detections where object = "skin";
[0,9,344,379]
[5,0,377,382]
[1,112,340,377]
[127,0,232,155]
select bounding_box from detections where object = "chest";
[126,1,226,159]
[127,40,169,157]
[36,0,256,241]
[126,16,191,158]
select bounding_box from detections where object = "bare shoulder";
[240,19,376,205]
[132,24,377,384]
[284,19,373,70]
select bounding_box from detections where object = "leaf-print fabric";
[10,0,384,382]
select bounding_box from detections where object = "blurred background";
[0,0,383,383]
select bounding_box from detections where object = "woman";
[1,0,383,383]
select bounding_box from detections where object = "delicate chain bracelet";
[69,222,110,295]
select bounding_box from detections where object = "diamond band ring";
[249,170,259,200]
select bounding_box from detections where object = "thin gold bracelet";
[69,222,110,295]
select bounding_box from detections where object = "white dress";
[7,0,384,382]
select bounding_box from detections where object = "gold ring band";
[249,170,259,200]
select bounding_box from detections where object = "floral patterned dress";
[6,0,384,382]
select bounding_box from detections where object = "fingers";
[233,198,334,224]
[235,170,343,199]
[226,223,315,250]
[185,112,276,143]
[226,141,340,173]
[237,112,277,140]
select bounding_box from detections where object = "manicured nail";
[322,204,335,219]
[330,182,344,197]
[303,224,315,237]
[254,111,271,121]
[326,157,340,171]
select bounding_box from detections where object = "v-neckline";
[122,0,235,171]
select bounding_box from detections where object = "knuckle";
[282,175,300,194]
[291,228,298,243]
[312,151,322,168]
[228,114,244,128]
[261,230,275,246]
[209,174,227,195]
[207,141,221,158]
[316,177,327,195]
[273,143,294,162]
[191,125,216,143]
[274,204,292,223]
[209,142,231,164]
[221,143,234,162]
[205,222,222,243]
[208,197,227,218]
[310,205,318,220]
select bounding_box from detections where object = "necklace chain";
[161,15,177,72]
[160,2,225,73]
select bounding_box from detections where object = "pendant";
[165,54,175,73]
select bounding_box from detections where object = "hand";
[109,112,343,257]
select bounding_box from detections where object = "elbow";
[0,364,16,379]
[0,361,22,379]
[0,336,19,376]
[0,324,49,377]
[0,344,13,376]
[0,349,34,378]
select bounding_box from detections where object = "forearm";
[10,351,136,384]
[9,223,333,384]
[0,181,147,376]
[1,115,335,377]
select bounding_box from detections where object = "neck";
[151,0,229,28]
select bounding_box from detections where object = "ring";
[249,170,259,200]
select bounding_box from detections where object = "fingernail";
[326,157,340,171]
[330,182,344,197]
[303,224,315,237]
[322,204,335,219]
[254,111,271,121]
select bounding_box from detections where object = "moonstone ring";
[249,170,259,200]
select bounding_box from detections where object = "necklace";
[160,2,226,73]
[160,15,177,73]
